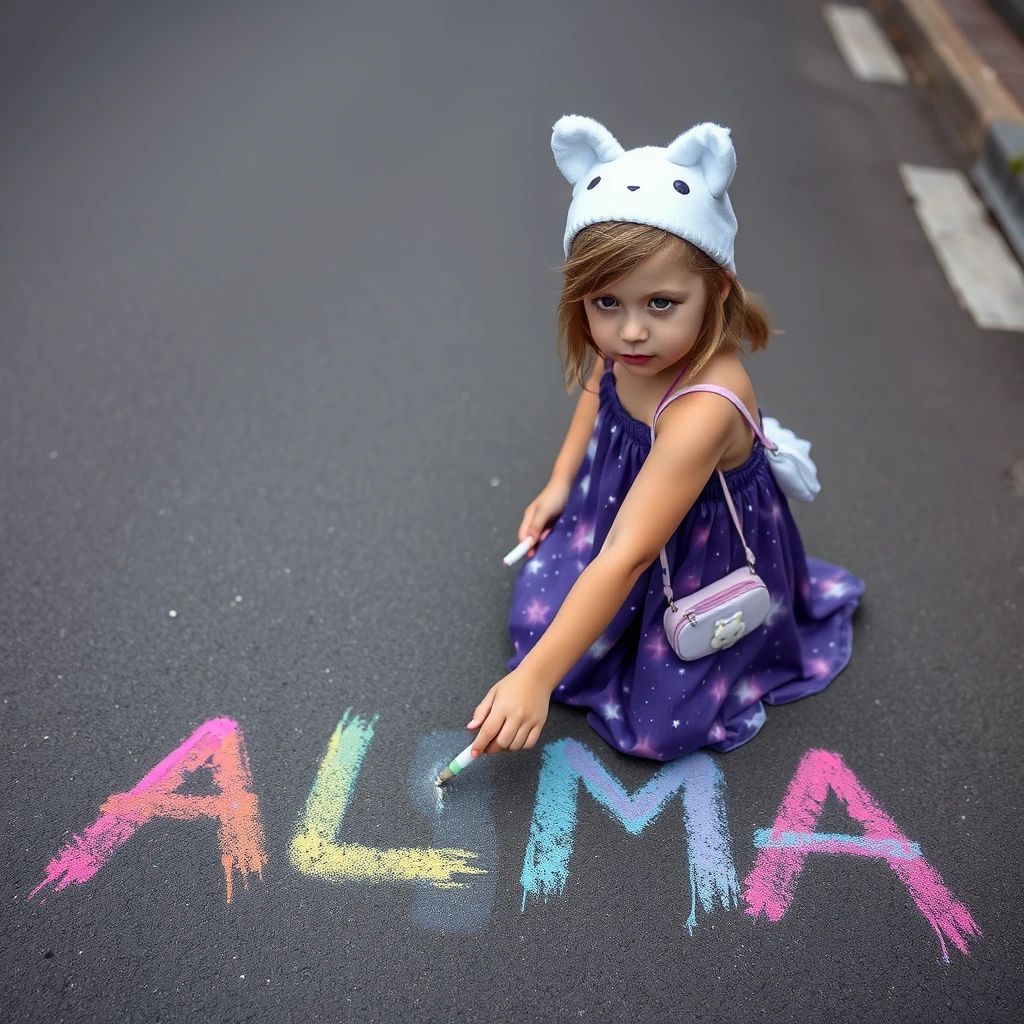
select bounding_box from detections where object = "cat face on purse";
[711,612,747,651]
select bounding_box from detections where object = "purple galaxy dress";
[507,360,864,761]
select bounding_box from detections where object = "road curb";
[972,119,1024,262]
[872,0,1024,264]
[871,0,1024,150]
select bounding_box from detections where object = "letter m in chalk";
[520,739,738,932]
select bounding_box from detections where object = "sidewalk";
[874,0,1024,260]
[874,0,1024,146]
[945,0,1024,114]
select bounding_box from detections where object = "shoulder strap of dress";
[652,384,774,450]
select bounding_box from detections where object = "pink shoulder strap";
[653,384,775,450]
[649,383,776,605]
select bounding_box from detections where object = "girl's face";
[583,246,709,380]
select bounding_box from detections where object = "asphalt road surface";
[2,1,1023,1022]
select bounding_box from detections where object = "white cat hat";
[551,115,739,273]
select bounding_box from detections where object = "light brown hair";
[556,222,772,393]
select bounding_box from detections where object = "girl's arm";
[520,391,736,688]
[548,358,604,488]
[469,391,739,755]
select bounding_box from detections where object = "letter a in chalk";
[30,718,267,903]
[742,749,981,962]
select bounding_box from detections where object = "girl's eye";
[650,298,675,311]
[593,296,618,310]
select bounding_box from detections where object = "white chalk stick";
[502,536,535,566]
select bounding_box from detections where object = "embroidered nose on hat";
[551,115,739,273]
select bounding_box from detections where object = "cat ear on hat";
[665,123,736,199]
[551,115,625,185]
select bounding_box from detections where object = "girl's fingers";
[530,519,552,556]
[471,709,505,757]
[525,725,542,749]
[486,718,521,755]
[508,724,533,752]
[519,506,538,542]
[467,687,497,730]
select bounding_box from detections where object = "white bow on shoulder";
[761,417,820,503]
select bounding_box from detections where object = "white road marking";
[900,164,1024,332]
[824,3,908,84]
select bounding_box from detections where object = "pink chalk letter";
[741,749,980,962]
[30,718,267,903]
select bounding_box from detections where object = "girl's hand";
[467,667,550,756]
[520,478,572,558]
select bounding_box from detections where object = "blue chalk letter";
[520,739,738,932]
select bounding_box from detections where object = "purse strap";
[650,384,776,606]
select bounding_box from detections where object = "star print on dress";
[630,735,661,758]
[570,522,595,554]
[692,524,712,548]
[734,676,763,705]
[588,635,613,659]
[578,475,590,496]
[603,701,623,721]
[707,678,729,703]
[523,598,551,626]
[807,656,831,678]
[526,558,544,575]
[821,576,852,600]
[644,633,668,658]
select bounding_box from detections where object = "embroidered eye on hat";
[552,115,739,274]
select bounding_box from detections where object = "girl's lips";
[622,354,653,365]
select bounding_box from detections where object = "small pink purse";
[651,384,777,662]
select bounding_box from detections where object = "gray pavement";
[2,1,1023,1022]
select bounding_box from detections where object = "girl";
[468,116,863,762]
